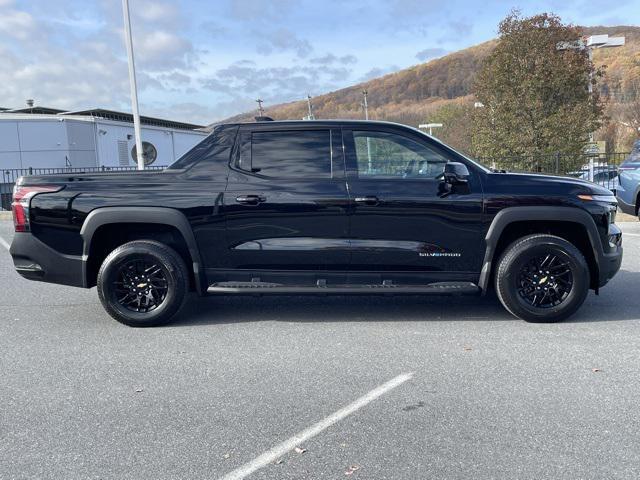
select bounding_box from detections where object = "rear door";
[343,127,484,280]
[222,125,350,278]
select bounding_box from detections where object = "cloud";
[255,28,313,58]
[228,0,295,21]
[309,53,358,65]
[0,7,37,40]
[415,47,448,61]
[390,0,449,18]
[134,30,195,69]
[359,65,400,81]
[198,57,357,118]
[135,0,178,23]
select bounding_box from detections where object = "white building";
[0,107,208,170]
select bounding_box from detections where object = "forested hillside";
[218,26,640,152]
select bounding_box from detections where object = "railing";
[0,152,633,211]
[477,152,631,191]
[1,165,166,210]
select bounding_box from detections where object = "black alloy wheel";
[516,253,573,308]
[495,234,590,323]
[113,256,169,313]
[97,240,188,327]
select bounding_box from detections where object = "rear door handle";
[236,195,266,205]
[354,196,379,206]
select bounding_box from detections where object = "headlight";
[578,194,618,203]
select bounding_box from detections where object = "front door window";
[352,130,449,179]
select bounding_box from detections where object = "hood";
[491,171,614,196]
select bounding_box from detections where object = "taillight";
[12,185,61,232]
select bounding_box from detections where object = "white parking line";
[624,233,640,237]
[219,372,414,480]
[0,236,9,251]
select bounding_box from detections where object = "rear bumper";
[9,232,86,288]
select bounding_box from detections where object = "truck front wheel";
[495,234,590,323]
[97,240,188,327]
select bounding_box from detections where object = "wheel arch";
[79,207,205,294]
[478,206,604,294]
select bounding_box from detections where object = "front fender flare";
[478,206,604,294]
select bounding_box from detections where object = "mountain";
[217,26,640,152]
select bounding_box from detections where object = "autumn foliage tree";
[472,12,606,166]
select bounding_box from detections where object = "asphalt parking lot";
[1,220,640,480]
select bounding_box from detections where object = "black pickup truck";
[9,120,622,327]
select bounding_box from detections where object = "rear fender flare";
[79,207,205,294]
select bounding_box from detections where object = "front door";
[222,126,350,280]
[343,127,484,281]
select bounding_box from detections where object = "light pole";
[418,123,443,136]
[557,34,625,180]
[121,0,144,171]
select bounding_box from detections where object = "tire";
[97,240,188,327]
[495,234,590,323]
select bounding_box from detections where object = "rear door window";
[242,130,332,178]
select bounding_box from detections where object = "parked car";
[617,171,640,217]
[9,120,622,326]
[568,167,619,192]
[618,140,640,172]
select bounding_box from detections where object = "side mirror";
[443,162,470,184]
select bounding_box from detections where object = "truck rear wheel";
[495,234,589,323]
[97,240,188,327]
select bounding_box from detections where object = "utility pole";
[362,90,372,172]
[304,95,315,120]
[361,89,369,120]
[256,99,265,117]
[122,0,144,171]
[557,34,625,181]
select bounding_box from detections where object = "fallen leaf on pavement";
[223,453,230,459]
[463,346,472,351]
[345,465,360,475]
[294,447,306,454]
[274,459,284,465]
[592,368,602,373]
[135,388,144,393]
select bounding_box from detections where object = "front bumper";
[616,194,636,216]
[9,232,86,288]
[597,223,623,288]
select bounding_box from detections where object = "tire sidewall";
[98,243,186,327]
[498,237,589,322]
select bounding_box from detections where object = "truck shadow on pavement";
[171,269,640,326]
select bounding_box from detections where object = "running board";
[206,281,480,295]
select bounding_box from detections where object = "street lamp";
[418,123,443,136]
[557,34,625,180]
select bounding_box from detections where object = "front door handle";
[236,195,266,205]
[354,196,379,206]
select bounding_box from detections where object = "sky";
[0,0,638,125]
